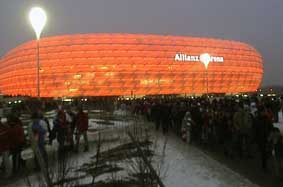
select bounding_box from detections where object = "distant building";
[0,34,263,97]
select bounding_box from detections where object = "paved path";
[155,132,259,187]
[159,111,283,187]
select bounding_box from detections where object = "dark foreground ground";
[195,140,283,187]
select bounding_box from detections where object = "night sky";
[0,0,282,86]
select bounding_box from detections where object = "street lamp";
[200,53,211,95]
[29,7,47,98]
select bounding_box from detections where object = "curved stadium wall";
[0,34,263,97]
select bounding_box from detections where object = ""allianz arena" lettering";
[175,53,224,63]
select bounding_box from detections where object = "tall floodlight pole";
[200,53,211,96]
[29,7,47,98]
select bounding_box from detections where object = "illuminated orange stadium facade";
[0,34,263,97]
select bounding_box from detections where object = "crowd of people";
[127,96,283,175]
[0,95,283,178]
[0,103,89,176]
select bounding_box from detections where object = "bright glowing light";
[200,53,211,69]
[29,7,47,39]
[63,98,72,102]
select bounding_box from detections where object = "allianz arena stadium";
[0,34,263,97]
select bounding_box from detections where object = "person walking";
[52,105,68,159]
[151,101,162,131]
[0,117,12,177]
[255,106,273,173]
[30,112,48,170]
[160,102,171,134]
[181,111,195,143]
[74,107,89,152]
[66,108,76,150]
[233,104,253,158]
[8,114,25,174]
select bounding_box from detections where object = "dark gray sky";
[0,0,282,86]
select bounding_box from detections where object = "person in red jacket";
[7,114,25,173]
[74,107,89,152]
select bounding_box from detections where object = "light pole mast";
[36,40,40,97]
[29,7,47,98]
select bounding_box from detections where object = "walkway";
[156,131,259,187]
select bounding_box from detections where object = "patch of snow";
[274,111,283,134]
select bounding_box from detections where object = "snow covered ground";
[5,132,260,187]
[5,133,261,186]
[274,112,283,134]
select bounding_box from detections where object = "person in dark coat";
[160,102,171,134]
[66,108,76,149]
[151,101,162,131]
[191,105,203,144]
[74,107,89,152]
[52,105,68,158]
[255,106,273,172]
[176,103,187,136]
